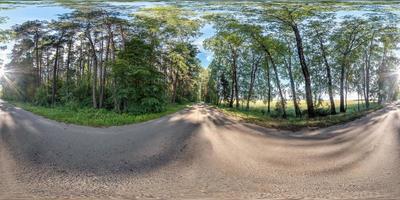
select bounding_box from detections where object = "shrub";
[141,97,165,113]
[33,86,50,106]
[314,108,331,117]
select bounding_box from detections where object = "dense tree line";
[1,6,203,113]
[1,3,399,117]
[204,5,400,118]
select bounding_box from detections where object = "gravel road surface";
[1,100,400,199]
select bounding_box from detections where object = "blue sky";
[0,5,72,67]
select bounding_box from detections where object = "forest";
[0,1,399,125]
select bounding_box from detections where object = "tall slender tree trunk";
[65,39,73,94]
[228,48,238,108]
[119,24,126,49]
[232,49,239,108]
[229,70,234,108]
[345,72,349,111]
[78,40,83,82]
[266,58,271,114]
[317,34,336,114]
[285,57,301,117]
[39,50,43,85]
[34,34,40,86]
[339,62,346,112]
[363,54,370,109]
[171,69,178,103]
[246,57,259,110]
[357,84,360,111]
[46,52,50,86]
[52,46,60,105]
[292,24,315,117]
[365,34,375,109]
[266,51,286,118]
[100,35,110,108]
[378,47,387,104]
[110,32,119,112]
[98,34,105,108]
[87,32,98,109]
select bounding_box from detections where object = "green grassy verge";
[217,103,383,131]
[12,102,189,127]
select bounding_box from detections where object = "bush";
[272,100,285,118]
[33,86,50,106]
[314,108,331,117]
[141,97,165,113]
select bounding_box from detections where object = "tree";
[112,38,166,113]
[332,17,368,112]
[13,20,46,86]
[204,15,244,108]
[309,14,337,114]
[262,4,319,117]
[134,6,201,103]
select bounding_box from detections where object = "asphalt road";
[1,100,400,199]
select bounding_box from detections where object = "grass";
[11,102,190,127]
[9,99,383,130]
[217,100,383,130]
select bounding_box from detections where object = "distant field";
[217,99,382,130]
[236,99,374,114]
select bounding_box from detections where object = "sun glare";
[397,69,400,79]
[0,67,4,77]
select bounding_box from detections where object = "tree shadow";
[0,102,202,175]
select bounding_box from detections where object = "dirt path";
[1,100,400,199]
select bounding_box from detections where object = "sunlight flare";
[0,67,5,78]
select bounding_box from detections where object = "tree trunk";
[98,34,105,108]
[365,34,375,109]
[78,39,83,82]
[339,63,346,112]
[35,38,40,86]
[292,24,315,117]
[317,33,336,114]
[266,51,286,118]
[228,48,238,108]
[87,32,98,109]
[285,57,301,117]
[51,46,59,105]
[232,49,239,108]
[266,58,271,114]
[246,57,260,110]
[46,52,50,86]
[171,69,178,103]
[344,70,349,111]
[229,70,234,108]
[100,35,110,108]
[65,39,73,93]
[357,84,360,111]
[119,24,126,49]
[377,47,387,104]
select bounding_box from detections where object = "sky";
[0,5,72,67]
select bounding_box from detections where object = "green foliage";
[219,102,382,130]
[33,85,50,106]
[1,2,400,127]
[13,101,189,127]
[112,38,166,114]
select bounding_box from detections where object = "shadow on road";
[0,102,202,175]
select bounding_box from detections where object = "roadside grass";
[217,100,382,130]
[12,102,189,127]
